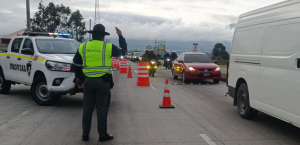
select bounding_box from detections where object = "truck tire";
[237,83,258,119]
[0,72,11,94]
[31,76,61,106]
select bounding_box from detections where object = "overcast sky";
[0,0,286,43]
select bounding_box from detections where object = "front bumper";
[185,70,221,79]
[45,72,82,94]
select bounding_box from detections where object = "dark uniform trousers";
[82,77,110,137]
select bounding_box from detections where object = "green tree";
[31,2,87,42]
[212,43,229,60]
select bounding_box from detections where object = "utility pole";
[94,0,100,25]
[26,0,31,32]
[89,19,91,40]
[154,37,159,52]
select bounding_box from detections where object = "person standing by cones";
[72,24,127,142]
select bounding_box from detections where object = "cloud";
[0,0,286,44]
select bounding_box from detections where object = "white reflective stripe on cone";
[138,75,149,77]
[164,93,170,97]
[165,84,169,90]
[120,66,127,68]
[138,70,148,73]
[120,62,127,64]
[139,66,148,68]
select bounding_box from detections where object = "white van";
[228,0,300,127]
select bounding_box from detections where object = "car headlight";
[155,66,157,68]
[147,66,150,69]
[215,67,220,71]
[121,56,123,59]
[46,61,72,72]
[189,67,195,71]
[151,61,155,64]
[167,59,170,61]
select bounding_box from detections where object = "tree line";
[31,2,87,42]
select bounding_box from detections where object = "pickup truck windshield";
[35,39,80,54]
[184,54,213,63]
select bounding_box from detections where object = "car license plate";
[203,73,211,77]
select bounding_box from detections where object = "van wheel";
[172,70,178,79]
[237,83,258,119]
[0,72,11,94]
[31,76,61,106]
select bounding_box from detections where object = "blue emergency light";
[58,33,71,36]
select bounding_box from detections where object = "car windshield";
[35,39,80,54]
[184,54,213,63]
[135,53,142,56]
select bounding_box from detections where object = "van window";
[232,29,256,53]
[264,23,300,54]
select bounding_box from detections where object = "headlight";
[151,61,155,64]
[134,56,137,58]
[189,67,195,71]
[155,66,157,68]
[46,61,72,72]
[147,66,150,69]
[215,67,220,71]
[121,56,123,59]
[167,59,170,61]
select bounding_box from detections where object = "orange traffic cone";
[127,65,133,78]
[117,62,120,70]
[137,62,150,86]
[120,59,128,73]
[160,79,175,108]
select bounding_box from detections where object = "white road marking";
[134,70,138,73]
[21,110,28,116]
[150,84,156,89]
[200,134,216,145]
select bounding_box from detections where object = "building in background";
[0,28,26,51]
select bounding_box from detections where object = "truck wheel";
[237,83,258,119]
[213,79,220,84]
[0,72,11,94]
[31,76,61,106]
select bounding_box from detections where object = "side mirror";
[178,60,183,63]
[21,48,34,55]
[214,60,218,64]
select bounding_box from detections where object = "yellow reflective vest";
[78,40,112,77]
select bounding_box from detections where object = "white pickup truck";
[0,35,82,106]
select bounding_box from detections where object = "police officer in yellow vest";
[72,24,127,142]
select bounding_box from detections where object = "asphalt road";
[0,60,300,145]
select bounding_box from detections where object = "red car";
[172,52,221,83]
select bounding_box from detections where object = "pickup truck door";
[16,38,35,84]
[5,38,24,81]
